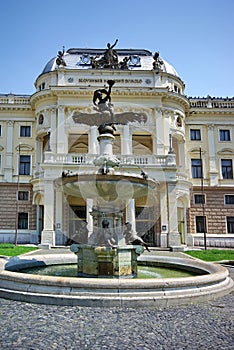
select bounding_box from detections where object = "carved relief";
[72,110,147,126]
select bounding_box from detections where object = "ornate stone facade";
[0,46,233,247]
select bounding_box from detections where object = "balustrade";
[43,152,176,167]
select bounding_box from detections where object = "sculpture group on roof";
[56,41,164,71]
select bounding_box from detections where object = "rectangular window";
[190,129,201,141]
[20,126,31,137]
[227,217,234,233]
[0,125,2,136]
[221,159,233,179]
[18,212,28,229]
[18,191,29,201]
[19,155,30,175]
[196,216,207,233]
[191,159,202,178]
[194,194,205,204]
[219,130,230,141]
[225,195,234,204]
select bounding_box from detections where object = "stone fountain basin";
[60,173,157,201]
[0,252,233,307]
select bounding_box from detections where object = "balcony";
[43,152,177,167]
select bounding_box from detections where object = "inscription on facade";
[78,78,143,84]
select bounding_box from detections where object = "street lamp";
[200,146,207,250]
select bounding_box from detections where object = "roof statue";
[91,40,121,69]
[56,47,66,67]
[152,51,163,71]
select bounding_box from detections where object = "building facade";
[0,45,233,248]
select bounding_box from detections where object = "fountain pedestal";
[70,244,144,278]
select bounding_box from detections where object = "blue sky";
[0,0,233,97]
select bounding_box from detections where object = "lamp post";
[14,143,21,246]
[200,146,207,250]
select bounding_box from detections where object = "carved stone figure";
[91,40,119,69]
[93,80,115,116]
[56,47,66,67]
[103,39,119,68]
[96,219,116,246]
[152,51,163,71]
[119,56,130,70]
[123,222,150,251]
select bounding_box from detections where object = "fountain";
[0,81,233,307]
[60,80,156,278]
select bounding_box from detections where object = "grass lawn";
[185,249,234,262]
[0,243,38,257]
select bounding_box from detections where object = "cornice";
[30,86,189,110]
[189,109,234,116]
[0,105,32,111]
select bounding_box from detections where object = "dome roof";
[42,48,178,77]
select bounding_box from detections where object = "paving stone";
[0,267,233,350]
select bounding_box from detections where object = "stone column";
[163,111,170,154]
[40,180,55,247]
[155,108,164,155]
[178,140,186,172]
[35,137,43,175]
[207,124,218,186]
[159,183,168,247]
[167,182,181,247]
[57,105,66,154]
[122,124,131,154]
[89,126,98,154]
[86,198,93,237]
[4,121,14,182]
[55,188,63,245]
[50,107,57,153]
[126,198,136,232]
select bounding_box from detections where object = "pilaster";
[167,182,181,247]
[122,124,132,154]
[159,183,168,247]
[207,124,218,186]
[126,198,136,232]
[41,179,55,246]
[155,108,164,155]
[4,121,14,182]
[57,105,66,154]
[89,126,98,154]
[50,107,57,153]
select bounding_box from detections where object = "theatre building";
[0,44,233,248]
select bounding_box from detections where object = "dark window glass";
[219,130,230,141]
[221,159,233,179]
[190,129,201,140]
[191,159,202,178]
[225,195,234,204]
[20,126,31,137]
[18,212,28,229]
[227,217,234,233]
[196,216,206,233]
[19,155,30,175]
[194,194,205,204]
[0,125,1,136]
[18,191,29,201]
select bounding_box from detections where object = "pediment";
[188,147,205,154]
[218,148,234,155]
[16,144,34,151]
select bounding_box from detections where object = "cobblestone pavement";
[0,267,233,350]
